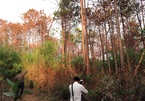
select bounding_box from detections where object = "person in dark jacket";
[14,69,28,98]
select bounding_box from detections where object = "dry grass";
[25,57,77,89]
[26,63,55,90]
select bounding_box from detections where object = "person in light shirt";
[69,77,88,101]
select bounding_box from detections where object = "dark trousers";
[18,82,24,97]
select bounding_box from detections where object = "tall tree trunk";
[80,0,90,75]
[141,0,145,27]
[114,0,124,70]
[89,29,95,74]
[98,25,105,74]
[68,32,71,68]
[121,16,131,72]
[110,18,118,73]
[61,17,66,67]
[104,22,111,73]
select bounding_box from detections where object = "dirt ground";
[3,94,42,101]
[17,94,41,101]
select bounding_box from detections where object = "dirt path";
[17,94,40,101]
[0,82,50,101]
[3,94,41,101]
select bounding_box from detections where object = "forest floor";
[2,83,67,101]
[4,92,53,101]
[3,87,56,101]
[17,94,40,101]
[4,93,46,101]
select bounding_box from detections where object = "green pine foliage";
[39,41,60,68]
[22,40,60,69]
[0,46,22,79]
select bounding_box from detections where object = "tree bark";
[110,18,118,73]
[61,17,66,67]
[80,0,90,75]
[114,0,124,69]
[104,22,111,73]
[98,25,105,74]
[121,15,131,72]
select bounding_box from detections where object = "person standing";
[14,69,28,98]
[79,79,88,101]
[69,77,88,101]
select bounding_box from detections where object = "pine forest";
[0,0,145,101]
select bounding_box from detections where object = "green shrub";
[3,79,20,101]
[0,46,22,79]
[53,83,70,100]
[22,40,60,69]
[71,56,84,73]
[87,89,104,101]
